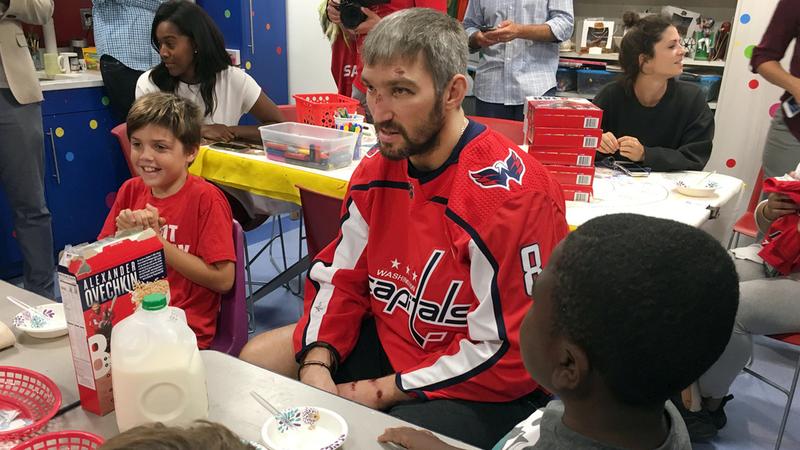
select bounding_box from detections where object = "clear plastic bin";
[259,122,358,171]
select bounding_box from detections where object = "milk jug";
[111,293,208,432]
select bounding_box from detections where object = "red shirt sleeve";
[194,184,235,265]
[750,0,800,73]
[293,166,372,364]
[396,191,568,401]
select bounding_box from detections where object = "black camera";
[337,0,390,29]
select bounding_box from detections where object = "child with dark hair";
[98,420,255,450]
[593,14,714,172]
[379,213,739,449]
[99,92,235,349]
[136,0,283,143]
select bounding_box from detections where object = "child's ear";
[186,146,199,164]
[551,340,590,393]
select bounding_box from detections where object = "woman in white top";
[136,0,283,143]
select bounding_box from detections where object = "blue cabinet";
[0,86,130,280]
[198,0,289,106]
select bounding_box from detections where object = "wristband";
[297,360,333,379]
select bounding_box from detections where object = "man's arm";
[484,0,573,43]
[1,0,53,25]
[293,183,372,387]
[751,0,800,99]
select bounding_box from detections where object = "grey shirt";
[493,400,691,450]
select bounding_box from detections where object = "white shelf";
[554,91,595,100]
[554,91,718,110]
[559,51,726,68]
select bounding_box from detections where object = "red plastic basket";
[11,431,104,450]
[0,367,61,441]
[293,93,359,128]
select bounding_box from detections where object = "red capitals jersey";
[294,121,568,402]
[351,0,447,93]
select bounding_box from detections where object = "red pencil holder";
[11,431,104,450]
[0,367,61,441]
[293,93,359,128]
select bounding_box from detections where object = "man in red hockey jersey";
[240,8,568,448]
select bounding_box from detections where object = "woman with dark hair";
[136,0,283,143]
[592,14,714,172]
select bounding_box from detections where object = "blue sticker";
[65,151,75,162]
[740,13,751,24]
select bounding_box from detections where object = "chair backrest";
[467,115,525,144]
[298,185,344,260]
[209,220,248,356]
[745,166,765,213]
[278,104,297,122]
[111,123,136,177]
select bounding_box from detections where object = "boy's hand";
[378,427,462,450]
[144,203,166,233]
[202,124,235,143]
[598,132,618,154]
[116,208,151,231]
[763,193,799,221]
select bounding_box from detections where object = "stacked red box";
[524,97,603,202]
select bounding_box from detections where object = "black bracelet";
[297,360,333,379]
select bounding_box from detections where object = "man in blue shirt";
[463,0,573,121]
[92,0,167,121]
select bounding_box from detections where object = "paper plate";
[261,406,347,450]
[676,179,719,198]
[13,304,68,339]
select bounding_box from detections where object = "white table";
[52,351,480,450]
[201,145,743,230]
[566,168,743,228]
[0,281,79,412]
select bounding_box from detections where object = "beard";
[375,97,446,161]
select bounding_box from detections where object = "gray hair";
[362,8,468,96]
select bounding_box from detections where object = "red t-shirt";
[331,34,359,97]
[351,0,447,93]
[98,175,235,348]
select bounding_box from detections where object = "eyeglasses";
[598,156,651,177]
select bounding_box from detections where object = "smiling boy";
[98,92,235,348]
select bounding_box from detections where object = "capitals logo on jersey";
[468,149,526,190]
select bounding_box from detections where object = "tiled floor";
[245,219,800,450]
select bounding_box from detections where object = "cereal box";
[530,149,595,167]
[526,127,602,149]
[525,96,603,130]
[561,184,593,203]
[544,164,596,187]
[58,228,167,416]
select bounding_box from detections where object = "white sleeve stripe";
[400,339,505,391]
[399,238,507,391]
[467,239,503,341]
[304,199,369,345]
